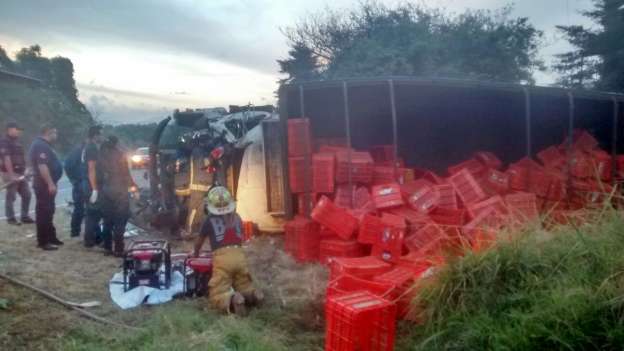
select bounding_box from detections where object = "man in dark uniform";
[63,141,86,237]
[98,136,138,256]
[0,121,33,225]
[28,125,63,251]
[82,126,103,248]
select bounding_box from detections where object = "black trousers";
[70,184,84,237]
[34,185,57,246]
[3,174,31,220]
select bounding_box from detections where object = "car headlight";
[131,155,142,163]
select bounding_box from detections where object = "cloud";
[84,92,172,125]
[0,0,284,74]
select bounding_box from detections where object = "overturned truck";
[278,77,624,219]
[134,106,286,236]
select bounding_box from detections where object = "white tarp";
[109,269,184,309]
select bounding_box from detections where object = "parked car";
[130,147,150,168]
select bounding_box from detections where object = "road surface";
[0,169,149,221]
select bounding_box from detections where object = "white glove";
[89,190,98,204]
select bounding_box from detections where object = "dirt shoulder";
[0,209,327,350]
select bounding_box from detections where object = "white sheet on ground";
[109,269,185,309]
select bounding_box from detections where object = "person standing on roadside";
[28,125,63,251]
[99,136,138,256]
[82,126,103,248]
[64,139,86,238]
[0,121,34,226]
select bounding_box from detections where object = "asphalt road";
[0,168,149,221]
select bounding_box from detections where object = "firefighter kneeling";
[193,186,263,316]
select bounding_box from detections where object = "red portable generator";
[123,240,171,292]
[183,252,213,297]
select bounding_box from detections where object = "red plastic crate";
[289,156,309,193]
[335,184,356,209]
[321,226,338,239]
[320,239,366,264]
[537,146,565,168]
[312,153,335,193]
[571,129,599,152]
[284,217,320,263]
[430,207,466,227]
[371,226,404,263]
[507,158,542,191]
[528,169,553,197]
[330,256,393,280]
[325,291,397,351]
[370,145,395,163]
[336,151,374,184]
[373,166,397,185]
[374,267,417,319]
[423,171,444,184]
[358,214,387,244]
[401,180,439,214]
[449,169,487,206]
[590,150,612,181]
[570,152,593,178]
[545,173,567,201]
[467,195,507,220]
[482,168,509,195]
[386,207,429,233]
[381,213,407,230]
[448,158,487,177]
[504,192,539,224]
[358,213,406,244]
[296,193,318,215]
[434,183,458,209]
[405,223,446,254]
[371,183,404,210]
[474,151,503,170]
[354,187,372,209]
[311,196,359,240]
[288,118,312,156]
[462,207,502,245]
[326,274,395,298]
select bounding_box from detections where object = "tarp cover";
[109,268,184,309]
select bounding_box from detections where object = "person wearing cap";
[82,125,104,248]
[28,125,63,250]
[98,135,138,256]
[0,121,34,225]
[193,186,263,316]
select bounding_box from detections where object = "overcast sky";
[0,0,596,124]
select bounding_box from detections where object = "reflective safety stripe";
[187,209,197,232]
[190,184,211,192]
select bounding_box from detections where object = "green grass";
[406,208,624,351]
[59,299,324,351]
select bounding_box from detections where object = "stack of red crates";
[325,291,397,351]
[284,217,320,263]
[283,126,623,346]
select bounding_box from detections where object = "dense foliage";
[0,44,94,153]
[554,0,624,90]
[406,210,624,350]
[279,2,544,84]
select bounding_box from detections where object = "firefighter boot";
[242,290,264,308]
[230,292,247,317]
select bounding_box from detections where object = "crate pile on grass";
[285,118,620,351]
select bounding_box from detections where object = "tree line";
[279,0,624,93]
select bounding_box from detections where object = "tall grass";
[406,208,624,350]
